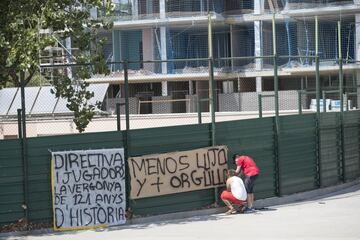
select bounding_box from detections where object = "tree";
[0,0,113,132]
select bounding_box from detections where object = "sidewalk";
[2,181,360,240]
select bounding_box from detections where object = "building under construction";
[77,0,358,115]
[4,1,360,118]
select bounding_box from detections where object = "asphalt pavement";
[3,183,360,240]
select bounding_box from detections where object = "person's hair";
[226,169,236,178]
[233,153,243,159]
[233,154,242,164]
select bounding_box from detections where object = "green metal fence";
[1,110,359,227]
[278,114,318,195]
[343,111,360,181]
[216,117,276,199]
[0,139,23,225]
[1,11,360,230]
[319,112,341,187]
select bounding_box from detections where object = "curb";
[254,179,360,208]
[1,179,359,238]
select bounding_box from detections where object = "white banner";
[129,146,228,199]
[51,148,126,230]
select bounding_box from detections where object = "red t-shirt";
[235,155,260,176]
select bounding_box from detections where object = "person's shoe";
[225,208,237,215]
[243,207,256,214]
[238,205,246,213]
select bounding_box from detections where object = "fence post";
[197,96,202,124]
[338,21,346,182]
[17,109,23,139]
[116,103,121,131]
[272,14,279,132]
[315,16,321,188]
[123,61,131,212]
[20,71,29,223]
[322,91,326,113]
[315,115,322,188]
[208,12,219,206]
[209,59,215,136]
[124,61,130,132]
[208,14,216,147]
[298,91,302,115]
[273,117,281,197]
[315,16,321,116]
[272,14,281,197]
[258,94,263,118]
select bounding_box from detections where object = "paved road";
[4,184,360,240]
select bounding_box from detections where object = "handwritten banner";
[51,148,126,231]
[129,146,228,199]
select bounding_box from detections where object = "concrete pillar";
[160,0,168,96]
[200,0,205,13]
[254,0,263,14]
[189,80,193,95]
[160,27,167,74]
[131,0,138,19]
[65,37,73,79]
[356,15,360,61]
[196,81,209,112]
[237,75,241,92]
[159,0,167,73]
[255,21,263,92]
[142,28,155,71]
[356,14,360,108]
[112,30,122,70]
[161,81,168,96]
[254,0,263,93]
[230,25,234,71]
[256,77,262,92]
[160,0,166,18]
[223,81,234,94]
[160,26,168,96]
[160,27,168,96]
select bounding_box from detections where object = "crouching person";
[221,169,247,214]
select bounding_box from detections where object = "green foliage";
[28,73,50,87]
[0,0,113,132]
[51,76,101,133]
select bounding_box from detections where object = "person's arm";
[226,178,232,191]
[235,166,242,175]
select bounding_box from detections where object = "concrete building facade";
[86,0,360,114]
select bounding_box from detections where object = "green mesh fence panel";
[216,117,276,199]
[278,114,317,195]
[319,112,341,187]
[343,111,360,181]
[0,139,24,225]
[25,131,124,224]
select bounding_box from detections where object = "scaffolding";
[284,0,353,10]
